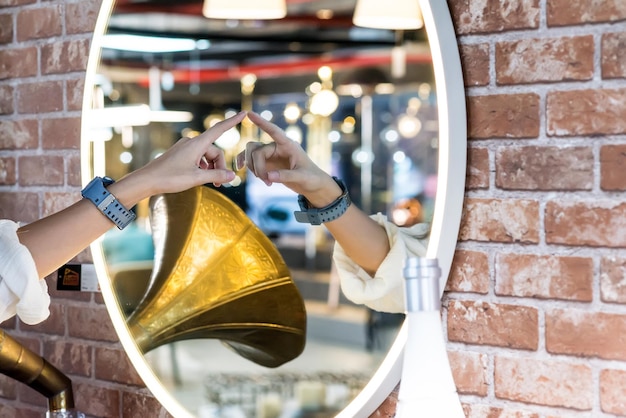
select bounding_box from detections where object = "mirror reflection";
[85,0,438,416]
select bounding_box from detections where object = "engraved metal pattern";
[125,186,306,368]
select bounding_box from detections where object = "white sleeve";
[0,220,50,325]
[333,213,429,313]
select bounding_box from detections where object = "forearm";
[16,169,156,278]
[301,175,390,276]
[17,200,115,278]
[324,205,390,276]
[14,112,244,280]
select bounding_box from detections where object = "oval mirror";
[81,0,466,417]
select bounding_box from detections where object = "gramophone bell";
[125,186,306,368]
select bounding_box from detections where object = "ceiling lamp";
[202,0,286,20]
[353,0,424,30]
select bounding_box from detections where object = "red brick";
[44,339,92,377]
[0,47,37,79]
[600,144,626,191]
[547,88,626,136]
[463,404,540,418]
[16,5,62,41]
[66,77,85,111]
[0,374,17,398]
[0,156,15,184]
[447,300,538,350]
[17,81,64,114]
[495,356,593,409]
[18,155,64,186]
[67,151,81,186]
[450,0,540,35]
[0,13,12,44]
[41,39,91,75]
[0,84,14,114]
[17,383,47,408]
[42,117,81,149]
[602,32,626,79]
[545,201,626,247]
[95,347,143,385]
[66,0,102,35]
[2,405,42,418]
[459,198,540,243]
[72,247,94,265]
[445,250,489,294]
[11,334,42,355]
[496,253,593,301]
[7,406,42,418]
[0,373,17,399]
[448,350,489,396]
[547,0,626,26]
[468,94,540,139]
[21,303,65,336]
[122,391,173,418]
[94,290,105,305]
[74,382,120,417]
[0,119,37,149]
[460,43,489,86]
[67,305,118,342]
[0,191,38,222]
[601,256,626,304]
[600,369,626,415]
[0,0,36,6]
[370,385,398,418]
[1,315,16,330]
[496,145,593,190]
[496,36,593,85]
[546,308,626,361]
[467,147,489,189]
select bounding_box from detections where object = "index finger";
[247,111,291,146]
[197,111,246,144]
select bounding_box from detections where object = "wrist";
[107,169,155,209]
[294,177,351,225]
[81,176,136,229]
[303,176,343,208]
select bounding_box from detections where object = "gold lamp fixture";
[124,186,307,368]
[202,0,287,20]
[0,330,81,415]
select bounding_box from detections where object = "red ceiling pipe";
[135,53,432,86]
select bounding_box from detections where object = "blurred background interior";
[85,0,439,416]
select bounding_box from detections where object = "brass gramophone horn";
[125,186,306,368]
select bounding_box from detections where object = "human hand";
[133,111,246,196]
[238,111,342,207]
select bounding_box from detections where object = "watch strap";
[81,176,136,230]
[294,177,351,225]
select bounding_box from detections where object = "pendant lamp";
[202,0,287,20]
[353,0,424,30]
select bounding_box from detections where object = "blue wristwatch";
[294,177,351,225]
[81,176,136,230]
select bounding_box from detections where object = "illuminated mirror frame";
[80,0,466,417]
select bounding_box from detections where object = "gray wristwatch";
[81,176,136,230]
[294,177,351,225]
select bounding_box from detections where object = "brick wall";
[0,0,172,416]
[1,0,625,417]
[446,0,626,417]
